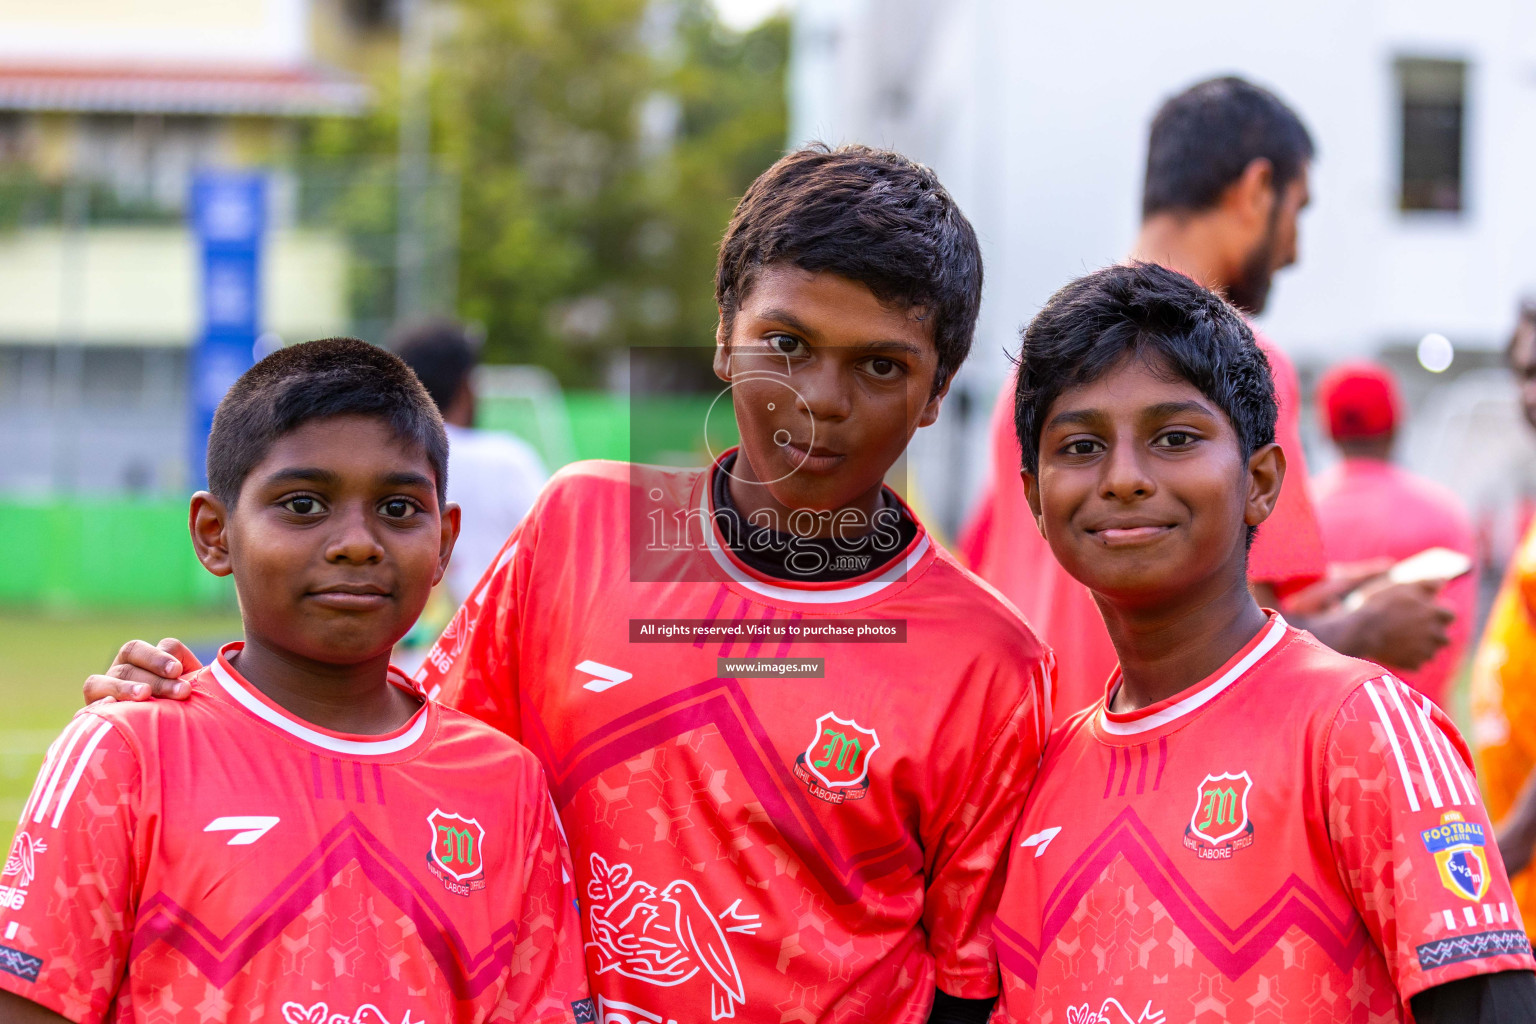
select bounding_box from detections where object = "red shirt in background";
[1312,457,1477,708]
[959,331,1327,718]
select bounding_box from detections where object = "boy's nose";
[791,362,852,422]
[1099,444,1155,499]
[325,507,385,563]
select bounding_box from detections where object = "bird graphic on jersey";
[2,833,45,889]
[584,854,747,1020]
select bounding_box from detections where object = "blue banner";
[189,171,266,490]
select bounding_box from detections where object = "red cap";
[1317,361,1401,441]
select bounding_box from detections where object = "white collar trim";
[1098,616,1288,736]
[210,657,430,756]
[698,480,929,605]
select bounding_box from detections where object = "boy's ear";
[915,374,953,429]
[189,492,233,577]
[713,314,732,384]
[1244,442,1286,528]
[433,502,463,587]
[1020,469,1047,537]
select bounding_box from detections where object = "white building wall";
[790,0,1536,530]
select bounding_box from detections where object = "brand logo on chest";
[427,808,486,895]
[792,712,880,805]
[1183,771,1254,859]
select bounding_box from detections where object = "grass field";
[0,610,242,843]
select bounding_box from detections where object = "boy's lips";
[779,438,845,474]
[307,583,391,610]
[1086,521,1175,546]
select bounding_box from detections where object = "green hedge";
[0,499,232,611]
[1,391,735,611]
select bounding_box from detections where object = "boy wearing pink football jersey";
[84,146,1052,1023]
[1,340,591,1023]
[991,262,1536,1023]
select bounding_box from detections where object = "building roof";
[0,62,369,116]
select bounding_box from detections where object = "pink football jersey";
[416,457,1053,1022]
[992,614,1535,1023]
[0,647,592,1024]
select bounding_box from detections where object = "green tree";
[307,0,788,386]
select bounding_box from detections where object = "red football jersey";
[959,329,1327,719]
[0,646,591,1024]
[417,457,1052,1023]
[992,614,1535,1023]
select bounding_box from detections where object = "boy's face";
[713,265,947,514]
[1022,353,1283,611]
[193,414,459,667]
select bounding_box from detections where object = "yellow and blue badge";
[1421,810,1490,902]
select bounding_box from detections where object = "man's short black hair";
[1143,76,1315,219]
[716,143,982,394]
[207,337,448,506]
[1013,261,1276,483]
[387,317,478,414]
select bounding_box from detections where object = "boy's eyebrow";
[261,468,436,490]
[756,307,820,339]
[382,471,436,490]
[1141,400,1217,421]
[1044,407,1105,432]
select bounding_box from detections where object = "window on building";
[1398,58,1466,213]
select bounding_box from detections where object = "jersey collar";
[694,450,935,610]
[1095,613,1290,740]
[207,642,435,759]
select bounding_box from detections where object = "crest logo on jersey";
[1422,810,1490,901]
[792,712,880,804]
[1183,771,1254,859]
[426,808,486,895]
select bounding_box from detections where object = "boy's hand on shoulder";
[82,638,201,705]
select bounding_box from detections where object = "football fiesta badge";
[793,712,880,805]
[427,808,486,896]
[1422,810,1490,901]
[1184,771,1254,859]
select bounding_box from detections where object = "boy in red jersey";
[2,339,590,1023]
[84,147,1051,1023]
[990,262,1536,1023]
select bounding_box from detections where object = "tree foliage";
[309,0,788,385]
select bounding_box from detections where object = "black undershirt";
[711,453,918,582]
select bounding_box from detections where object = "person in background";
[1472,303,1536,940]
[391,318,549,606]
[960,75,1452,716]
[1310,360,1475,708]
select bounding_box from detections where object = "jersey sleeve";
[1323,675,1536,1000]
[416,511,537,741]
[920,650,1052,998]
[0,712,141,1024]
[487,763,592,1024]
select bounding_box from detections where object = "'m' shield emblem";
[1189,772,1253,847]
[427,808,486,882]
[803,713,881,790]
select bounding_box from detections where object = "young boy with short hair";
[990,263,1536,1022]
[88,147,1052,1023]
[1,339,591,1023]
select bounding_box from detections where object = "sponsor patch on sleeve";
[0,944,42,982]
[1416,929,1532,969]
